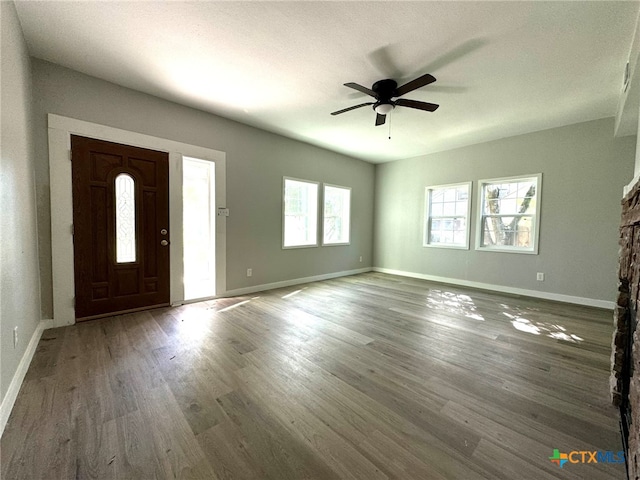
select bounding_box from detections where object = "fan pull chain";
[388,113,392,140]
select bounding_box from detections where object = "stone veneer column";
[611,181,640,480]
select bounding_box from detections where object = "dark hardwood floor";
[1,273,624,479]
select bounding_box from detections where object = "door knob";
[161,240,169,246]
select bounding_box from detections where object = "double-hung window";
[323,184,351,245]
[476,174,541,253]
[424,182,471,249]
[283,177,318,248]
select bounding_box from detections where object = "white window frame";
[282,176,319,249]
[322,183,351,246]
[423,181,472,250]
[475,173,542,254]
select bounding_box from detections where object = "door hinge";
[71,224,74,235]
[69,150,72,161]
[72,296,75,307]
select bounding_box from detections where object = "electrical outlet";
[13,327,18,348]
[247,268,252,277]
[536,272,544,281]
[359,256,363,263]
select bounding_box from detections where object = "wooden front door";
[71,135,170,321]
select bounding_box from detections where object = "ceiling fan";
[331,73,439,126]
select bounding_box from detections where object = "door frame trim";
[48,113,227,327]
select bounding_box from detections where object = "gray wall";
[0,3,41,401]
[374,118,636,302]
[31,59,375,319]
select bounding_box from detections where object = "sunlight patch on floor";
[427,290,485,321]
[282,287,306,299]
[503,312,584,342]
[174,309,211,345]
[218,297,259,313]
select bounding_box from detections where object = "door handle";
[160,229,168,235]
[161,240,169,246]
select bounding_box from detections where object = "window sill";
[423,243,469,250]
[475,246,538,255]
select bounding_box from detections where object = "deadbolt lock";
[160,229,168,235]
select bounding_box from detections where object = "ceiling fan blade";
[331,102,374,116]
[375,113,386,126]
[344,82,377,98]
[395,98,439,112]
[395,74,437,97]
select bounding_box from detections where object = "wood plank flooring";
[1,273,625,479]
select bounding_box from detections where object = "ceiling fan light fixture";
[374,103,394,115]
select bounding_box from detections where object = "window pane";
[284,179,318,247]
[442,202,455,215]
[323,185,351,244]
[503,227,517,246]
[481,216,501,246]
[443,218,454,230]
[501,198,517,214]
[484,198,499,215]
[482,229,493,247]
[444,189,456,202]
[516,216,533,247]
[456,188,468,201]
[115,173,136,263]
[432,190,444,203]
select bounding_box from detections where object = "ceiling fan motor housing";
[372,79,397,113]
[372,79,398,101]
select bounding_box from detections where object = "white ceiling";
[14,1,640,163]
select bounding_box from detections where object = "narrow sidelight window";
[183,157,216,300]
[115,173,136,263]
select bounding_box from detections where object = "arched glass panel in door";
[115,173,136,263]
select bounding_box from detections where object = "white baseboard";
[0,319,48,436]
[47,317,74,329]
[223,267,373,298]
[373,267,615,310]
